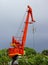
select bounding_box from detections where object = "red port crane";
[8,5,35,60]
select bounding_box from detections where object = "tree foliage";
[42,49,48,56]
[0,48,48,65]
[0,49,11,65]
[25,47,36,56]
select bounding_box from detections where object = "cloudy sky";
[0,0,48,52]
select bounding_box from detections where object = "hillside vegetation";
[0,47,48,65]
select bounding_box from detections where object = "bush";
[0,48,48,65]
[42,50,48,56]
[0,49,11,65]
[25,47,37,56]
[18,54,48,65]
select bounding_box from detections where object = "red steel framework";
[8,5,35,58]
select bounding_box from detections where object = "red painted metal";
[8,5,35,58]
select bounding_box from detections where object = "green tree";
[42,50,48,56]
[25,47,37,56]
